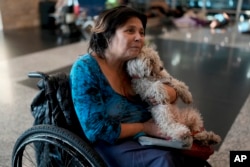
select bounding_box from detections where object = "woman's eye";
[126,28,144,36]
[127,29,134,33]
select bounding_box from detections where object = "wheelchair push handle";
[28,71,49,80]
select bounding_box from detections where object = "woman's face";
[107,17,145,61]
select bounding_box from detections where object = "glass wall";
[78,0,106,16]
[186,0,237,9]
[242,0,250,11]
[165,0,250,11]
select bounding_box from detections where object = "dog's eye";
[160,66,164,71]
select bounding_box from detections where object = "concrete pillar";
[0,10,3,31]
[0,0,46,30]
[235,0,243,22]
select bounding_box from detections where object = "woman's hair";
[88,6,147,58]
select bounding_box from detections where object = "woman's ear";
[97,33,109,48]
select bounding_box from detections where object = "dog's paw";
[179,129,193,148]
[173,81,193,104]
[182,135,193,148]
[206,132,221,145]
[209,133,222,145]
[179,90,193,104]
[193,131,221,146]
[171,124,192,146]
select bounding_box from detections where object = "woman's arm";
[119,119,165,139]
[119,123,143,139]
[147,84,177,105]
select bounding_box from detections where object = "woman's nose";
[135,32,143,42]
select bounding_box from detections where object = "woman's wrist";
[120,123,145,139]
[134,123,146,138]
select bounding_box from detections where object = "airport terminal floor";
[1,22,250,166]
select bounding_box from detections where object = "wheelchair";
[11,71,107,167]
[12,72,212,167]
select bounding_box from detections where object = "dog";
[126,46,221,147]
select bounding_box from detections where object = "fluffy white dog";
[126,46,221,147]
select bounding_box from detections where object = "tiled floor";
[1,23,250,167]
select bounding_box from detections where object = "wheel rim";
[13,135,90,167]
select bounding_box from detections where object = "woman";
[70,6,210,167]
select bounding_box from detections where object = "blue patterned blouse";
[70,54,151,144]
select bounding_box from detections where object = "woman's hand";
[164,84,177,104]
[147,84,177,105]
[142,119,171,139]
[120,119,171,140]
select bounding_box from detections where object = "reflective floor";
[1,24,250,167]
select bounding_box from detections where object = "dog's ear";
[149,59,160,77]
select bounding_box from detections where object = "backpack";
[30,72,83,135]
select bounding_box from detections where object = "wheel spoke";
[12,125,107,167]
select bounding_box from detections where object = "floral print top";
[70,54,151,144]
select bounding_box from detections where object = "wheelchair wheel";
[12,124,107,167]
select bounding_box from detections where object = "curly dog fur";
[126,46,221,147]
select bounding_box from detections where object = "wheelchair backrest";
[30,72,84,137]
